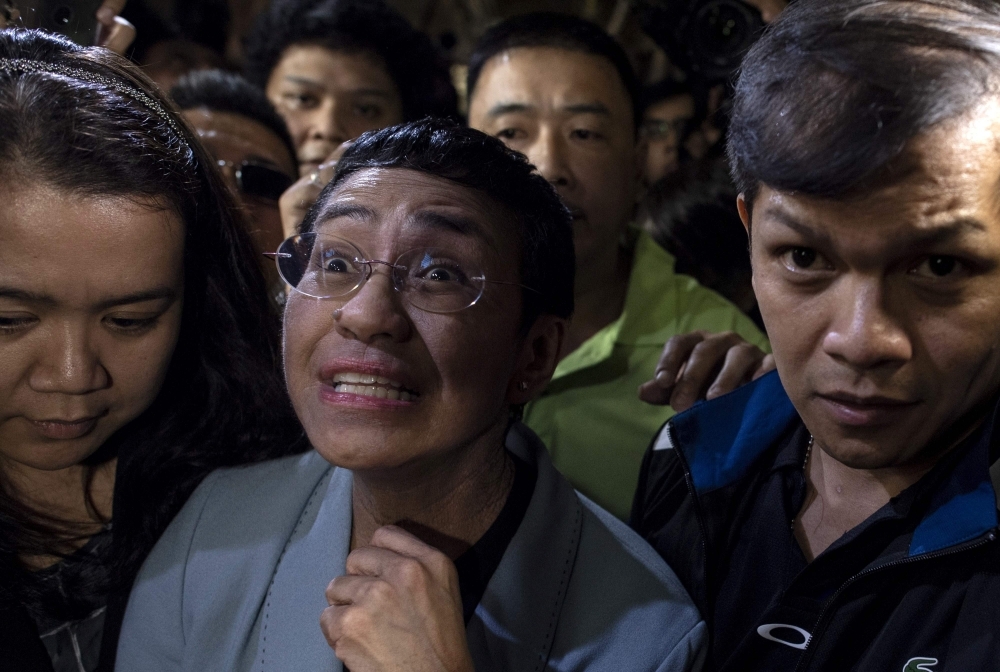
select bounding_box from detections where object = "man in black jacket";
[631,1,1000,670]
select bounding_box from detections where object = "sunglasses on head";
[216,160,295,202]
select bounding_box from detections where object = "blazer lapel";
[466,423,583,671]
[252,466,353,672]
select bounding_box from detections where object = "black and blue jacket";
[631,371,1000,672]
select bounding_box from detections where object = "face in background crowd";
[468,47,640,294]
[265,45,403,177]
[744,100,1000,470]
[640,91,695,187]
[180,107,296,256]
[0,186,183,486]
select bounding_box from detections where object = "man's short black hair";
[171,70,296,165]
[467,12,641,130]
[302,118,575,324]
[729,0,1000,208]
[243,0,458,122]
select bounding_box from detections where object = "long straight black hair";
[0,27,307,665]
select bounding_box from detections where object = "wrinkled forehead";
[752,102,1000,254]
[313,167,518,259]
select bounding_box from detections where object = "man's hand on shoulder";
[639,330,775,412]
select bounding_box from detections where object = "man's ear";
[737,192,751,235]
[737,193,757,293]
[507,315,566,405]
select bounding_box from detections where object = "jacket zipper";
[669,422,714,625]
[792,530,998,672]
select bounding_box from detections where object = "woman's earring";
[332,308,343,320]
[518,381,529,392]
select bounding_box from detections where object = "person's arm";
[321,526,475,672]
[639,330,775,412]
[95,1,135,54]
[0,1,134,52]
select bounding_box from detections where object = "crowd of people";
[1,1,999,671]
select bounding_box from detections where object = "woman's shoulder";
[148,450,334,568]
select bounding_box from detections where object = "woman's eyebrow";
[282,76,394,99]
[319,204,375,224]
[0,287,53,305]
[0,287,176,310]
[93,288,177,311]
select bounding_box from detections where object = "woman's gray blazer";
[115,423,706,671]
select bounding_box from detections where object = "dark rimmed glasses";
[216,160,295,202]
[264,232,536,314]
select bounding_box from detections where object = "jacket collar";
[252,425,583,672]
[660,371,1000,557]
[251,465,349,672]
[465,422,583,671]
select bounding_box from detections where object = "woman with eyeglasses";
[0,29,304,672]
[116,119,706,672]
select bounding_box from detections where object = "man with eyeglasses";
[172,70,297,308]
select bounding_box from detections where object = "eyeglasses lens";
[238,163,295,202]
[275,234,487,313]
[276,234,364,298]
[395,248,485,313]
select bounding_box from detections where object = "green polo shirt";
[523,232,769,520]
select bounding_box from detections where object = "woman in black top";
[0,28,305,672]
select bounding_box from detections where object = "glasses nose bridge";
[359,258,408,294]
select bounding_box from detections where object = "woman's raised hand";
[322,525,476,672]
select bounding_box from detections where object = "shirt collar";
[552,231,678,380]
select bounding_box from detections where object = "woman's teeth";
[332,372,416,401]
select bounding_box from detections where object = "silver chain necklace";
[791,434,815,531]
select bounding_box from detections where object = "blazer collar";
[465,423,584,671]
[252,464,351,672]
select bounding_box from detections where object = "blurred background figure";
[639,78,694,187]
[171,69,296,306]
[244,0,458,178]
[121,0,227,92]
[240,0,458,235]
[640,158,760,326]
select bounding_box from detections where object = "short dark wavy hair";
[302,118,575,325]
[0,28,306,664]
[244,0,458,122]
[171,69,296,165]
[728,0,1000,208]
[467,12,641,130]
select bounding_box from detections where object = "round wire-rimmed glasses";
[264,232,537,314]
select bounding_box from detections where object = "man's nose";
[29,323,111,395]
[308,98,350,145]
[333,268,412,344]
[821,278,913,371]
[525,128,574,190]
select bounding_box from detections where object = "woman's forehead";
[316,168,517,254]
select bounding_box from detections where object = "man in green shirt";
[467,13,768,519]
